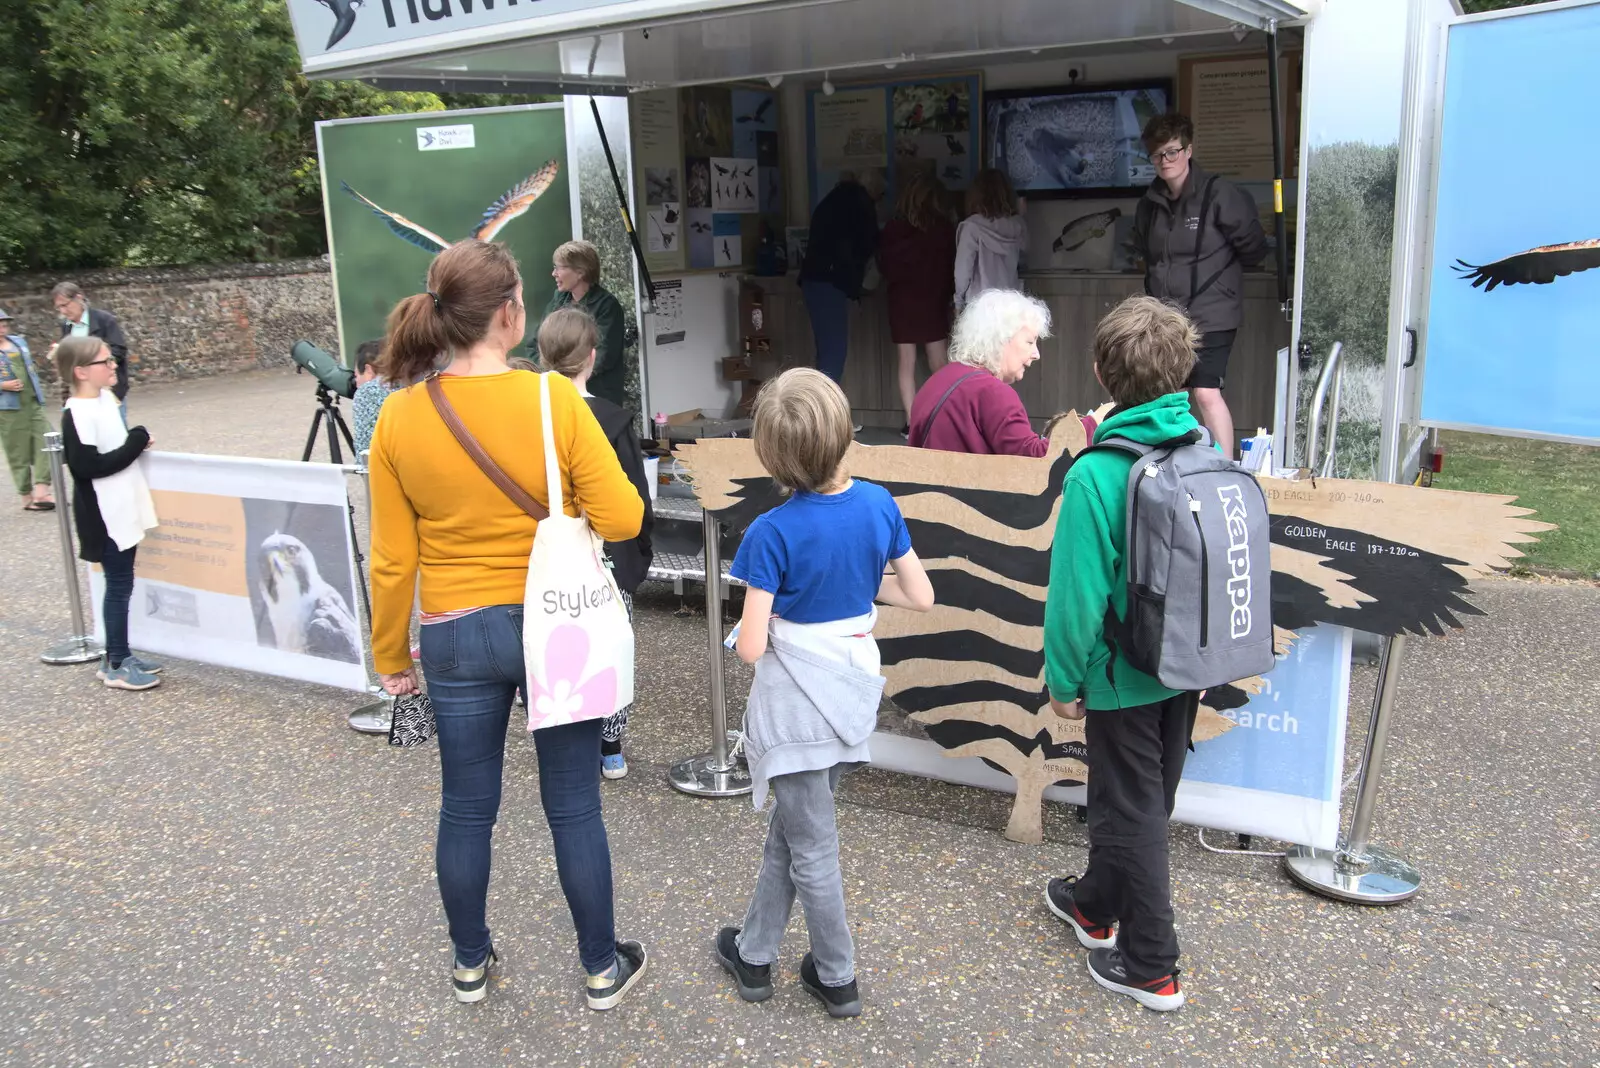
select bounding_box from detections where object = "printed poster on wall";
[88,453,368,692]
[632,90,686,274]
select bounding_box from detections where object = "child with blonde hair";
[714,368,934,1017]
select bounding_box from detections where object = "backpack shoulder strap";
[1189,174,1219,301]
[916,370,985,443]
[1135,196,1156,296]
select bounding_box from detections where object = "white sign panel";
[88,453,369,693]
[417,124,476,151]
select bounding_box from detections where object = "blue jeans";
[101,543,137,667]
[802,279,850,383]
[421,605,617,974]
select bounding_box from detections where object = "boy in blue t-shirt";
[716,368,933,1018]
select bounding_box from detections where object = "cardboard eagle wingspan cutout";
[680,424,1551,843]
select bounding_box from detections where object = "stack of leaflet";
[1239,429,1273,474]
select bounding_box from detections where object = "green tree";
[0,1,543,273]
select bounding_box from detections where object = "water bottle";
[653,411,669,444]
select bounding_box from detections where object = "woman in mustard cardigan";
[368,240,647,1011]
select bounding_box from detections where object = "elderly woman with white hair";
[907,288,1053,456]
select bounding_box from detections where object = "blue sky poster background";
[1422,4,1600,442]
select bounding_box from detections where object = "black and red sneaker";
[1086,947,1185,1011]
[1045,876,1117,949]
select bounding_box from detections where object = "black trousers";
[1071,691,1199,982]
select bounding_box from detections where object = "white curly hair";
[948,289,1052,375]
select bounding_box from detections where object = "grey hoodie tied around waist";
[742,634,885,810]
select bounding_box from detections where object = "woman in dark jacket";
[539,307,654,780]
[798,170,885,396]
[878,171,957,435]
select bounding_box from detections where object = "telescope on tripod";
[291,341,358,465]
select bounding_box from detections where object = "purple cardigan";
[907,362,1049,457]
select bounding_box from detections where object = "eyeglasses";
[1148,146,1188,164]
[86,358,113,367]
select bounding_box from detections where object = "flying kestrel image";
[339,160,561,254]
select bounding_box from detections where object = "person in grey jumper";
[1130,113,1267,457]
[715,368,934,1018]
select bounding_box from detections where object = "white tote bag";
[521,372,635,731]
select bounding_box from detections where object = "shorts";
[1186,330,1236,391]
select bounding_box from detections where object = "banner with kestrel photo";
[316,104,574,366]
[86,453,369,692]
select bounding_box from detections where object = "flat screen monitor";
[984,81,1172,197]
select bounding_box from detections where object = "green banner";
[317,104,573,364]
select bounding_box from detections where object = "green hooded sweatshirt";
[1044,391,1200,711]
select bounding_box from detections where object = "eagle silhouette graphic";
[311,0,362,49]
[1453,238,1600,290]
[339,160,560,254]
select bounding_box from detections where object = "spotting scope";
[291,340,357,399]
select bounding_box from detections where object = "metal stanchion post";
[346,452,393,734]
[669,509,752,797]
[1284,634,1422,904]
[39,431,104,665]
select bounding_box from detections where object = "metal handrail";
[1305,341,1345,477]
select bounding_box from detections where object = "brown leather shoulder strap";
[426,373,550,521]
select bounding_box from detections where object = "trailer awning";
[289,0,1312,91]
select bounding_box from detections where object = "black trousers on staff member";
[1071,691,1200,982]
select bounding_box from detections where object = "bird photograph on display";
[340,160,560,254]
[737,97,774,124]
[1452,238,1600,290]
[681,432,1549,844]
[944,133,966,156]
[256,533,363,664]
[1052,208,1122,253]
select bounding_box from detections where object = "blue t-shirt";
[730,479,912,623]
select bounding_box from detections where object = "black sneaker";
[452,944,498,1004]
[1045,875,1117,949]
[715,926,774,1002]
[798,951,861,1018]
[586,939,649,1010]
[899,423,910,439]
[1086,947,1185,1011]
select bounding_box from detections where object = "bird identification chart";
[317,104,572,363]
[807,73,980,214]
[88,453,368,692]
[1421,2,1600,444]
[631,85,784,274]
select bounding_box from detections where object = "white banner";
[88,453,368,692]
[871,626,1353,849]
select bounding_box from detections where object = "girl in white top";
[56,336,163,690]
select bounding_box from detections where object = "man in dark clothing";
[798,172,883,390]
[1129,114,1267,457]
[52,281,132,411]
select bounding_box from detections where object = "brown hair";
[1141,112,1195,155]
[894,170,950,232]
[752,368,853,493]
[553,240,601,286]
[380,239,521,386]
[1094,296,1199,407]
[507,355,539,372]
[54,335,108,400]
[964,168,1016,220]
[537,307,599,378]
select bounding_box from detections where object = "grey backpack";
[1088,429,1276,692]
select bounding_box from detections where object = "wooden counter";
[751,271,1290,444]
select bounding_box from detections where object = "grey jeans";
[735,764,854,986]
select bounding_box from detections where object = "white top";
[64,389,158,551]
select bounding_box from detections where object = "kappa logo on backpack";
[1087,429,1276,692]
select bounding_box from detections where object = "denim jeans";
[421,604,617,974]
[101,543,137,668]
[736,764,855,986]
[802,280,851,384]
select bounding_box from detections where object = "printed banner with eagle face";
[681,428,1550,846]
[87,453,368,692]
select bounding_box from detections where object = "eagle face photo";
[257,533,363,664]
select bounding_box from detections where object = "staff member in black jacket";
[52,281,133,417]
[1130,114,1267,458]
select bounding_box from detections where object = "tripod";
[302,382,357,465]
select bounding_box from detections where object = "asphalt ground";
[2,369,1595,1066]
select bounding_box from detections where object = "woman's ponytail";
[378,239,523,386]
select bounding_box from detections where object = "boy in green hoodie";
[1042,295,1204,1012]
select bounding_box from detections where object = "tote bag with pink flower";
[521,372,634,730]
[426,370,633,732]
